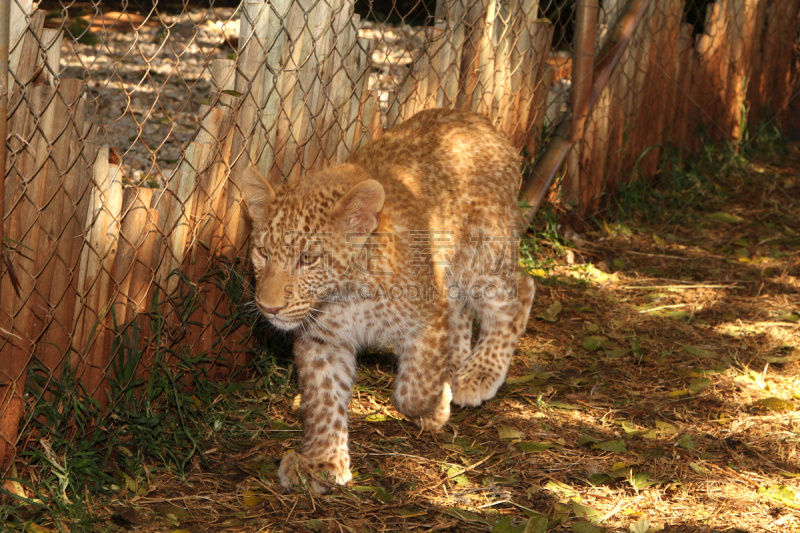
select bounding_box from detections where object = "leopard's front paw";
[277,450,353,493]
[452,367,504,407]
[413,383,451,431]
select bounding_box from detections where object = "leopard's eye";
[297,252,319,267]
[256,247,269,261]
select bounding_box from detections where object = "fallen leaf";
[306,519,328,532]
[758,485,800,509]
[594,440,627,453]
[676,434,696,450]
[734,371,766,390]
[750,397,795,412]
[629,472,659,489]
[689,462,708,476]
[153,503,191,522]
[689,377,713,394]
[446,507,491,525]
[519,442,556,452]
[548,401,583,410]
[583,336,607,351]
[498,426,523,442]
[763,353,800,364]
[577,434,601,446]
[668,389,690,399]
[572,501,602,521]
[638,447,664,461]
[365,413,393,422]
[707,211,743,223]
[572,520,602,533]
[545,479,578,497]
[506,373,548,386]
[523,516,548,533]
[605,347,631,358]
[243,490,263,510]
[537,301,563,322]
[655,420,677,434]
[630,517,651,533]
[680,344,717,358]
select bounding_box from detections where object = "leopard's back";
[347,109,522,282]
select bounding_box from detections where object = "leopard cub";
[240,109,534,492]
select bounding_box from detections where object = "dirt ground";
[56,141,800,532]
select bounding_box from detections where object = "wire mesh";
[0,0,798,470]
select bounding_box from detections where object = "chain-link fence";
[1,0,798,470]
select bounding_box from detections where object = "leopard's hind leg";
[451,268,534,407]
[447,296,473,380]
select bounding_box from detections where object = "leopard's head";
[239,165,385,331]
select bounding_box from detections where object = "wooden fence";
[0,0,798,468]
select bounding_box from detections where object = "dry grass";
[31,144,800,533]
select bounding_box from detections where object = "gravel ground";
[56,7,426,185]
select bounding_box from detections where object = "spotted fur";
[240,109,535,492]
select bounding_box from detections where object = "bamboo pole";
[0,0,12,478]
[563,0,598,205]
[0,0,9,298]
[521,0,652,223]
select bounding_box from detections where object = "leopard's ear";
[239,165,276,222]
[332,179,385,234]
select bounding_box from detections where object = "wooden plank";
[523,21,554,152]
[30,79,85,372]
[73,149,123,402]
[155,142,214,296]
[321,9,359,161]
[724,0,759,141]
[457,0,489,109]
[111,187,155,327]
[209,58,236,109]
[40,92,91,377]
[8,11,45,92]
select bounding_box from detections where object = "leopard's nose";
[258,302,287,315]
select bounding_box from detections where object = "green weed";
[4,253,286,526]
[518,202,571,274]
